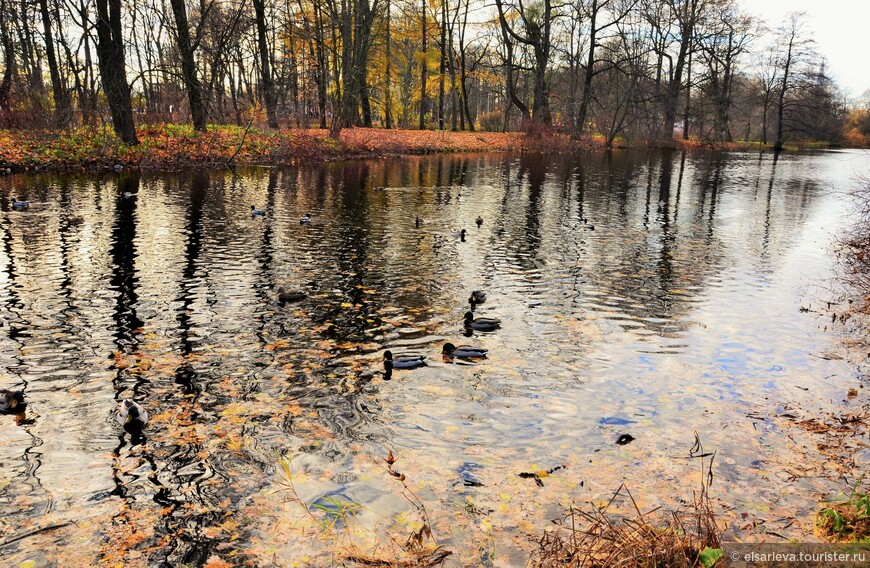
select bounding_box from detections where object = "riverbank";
[0,125,571,173]
[0,124,833,174]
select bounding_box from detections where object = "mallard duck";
[383,350,426,369]
[121,191,137,198]
[468,290,487,305]
[415,216,422,228]
[0,390,26,414]
[278,287,306,303]
[442,342,487,358]
[475,216,483,227]
[299,213,311,224]
[453,228,467,241]
[117,399,148,429]
[464,311,500,331]
[251,205,265,216]
[11,199,29,211]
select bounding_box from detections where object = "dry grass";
[530,436,722,568]
[838,169,870,309]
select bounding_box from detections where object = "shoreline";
[0,124,849,174]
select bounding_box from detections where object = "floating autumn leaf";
[203,555,232,568]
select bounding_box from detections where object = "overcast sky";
[738,0,870,97]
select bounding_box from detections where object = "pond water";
[0,149,868,567]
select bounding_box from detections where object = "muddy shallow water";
[0,149,868,567]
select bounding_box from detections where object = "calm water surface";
[0,149,868,566]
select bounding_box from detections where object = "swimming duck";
[300,213,311,224]
[453,228,467,241]
[11,199,29,211]
[278,287,306,303]
[251,205,265,216]
[117,399,148,429]
[475,216,483,227]
[121,191,137,198]
[415,216,422,228]
[0,390,26,414]
[468,290,487,305]
[67,215,84,225]
[463,311,500,331]
[442,342,488,359]
[383,350,426,369]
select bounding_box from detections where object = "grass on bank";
[530,436,723,568]
[817,477,870,543]
[0,124,531,172]
[0,122,843,173]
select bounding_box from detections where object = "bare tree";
[253,0,279,128]
[94,0,138,144]
[0,0,16,112]
[699,0,752,142]
[169,0,209,131]
[494,0,554,125]
[773,12,813,152]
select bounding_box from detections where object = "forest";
[0,0,868,150]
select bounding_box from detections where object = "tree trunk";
[94,0,138,144]
[0,0,15,111]
[529,0,552,125]
[39,0,71,128]
[437,0,445,131]
[384,0,392,128]
[314,2,328,128]
[575,0,597,137]
[662,0,698,143]
[774,34,793,152]
[494,0,530,122]
[170,0,208,131]
[457,0,473,131]
[683,49,691,140]
[419,0,427,129]
[360,74,372,126]
[252,0,279,128]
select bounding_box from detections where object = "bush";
[478,111,503,132]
